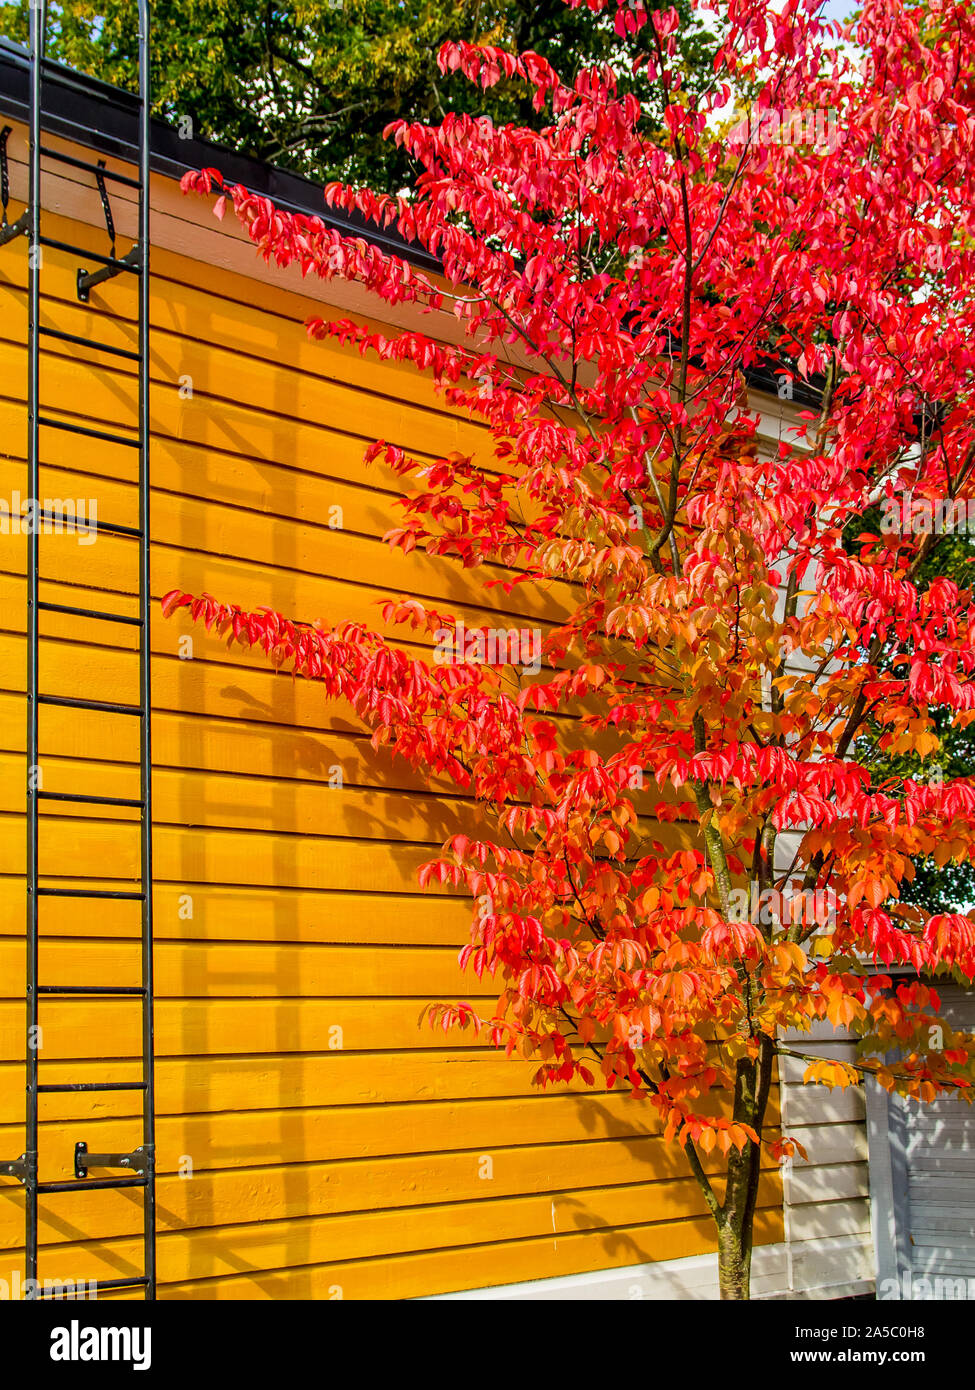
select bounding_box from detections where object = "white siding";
[870,984,975,1297]
[774,1021,875,1297]
[431,1237,874,1300]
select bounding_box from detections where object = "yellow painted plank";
[0,425,403,543]
[0,210,477,418]
[0,629,385,735]
[0,537,564,650]
[0,998,745,1078]
[0,810,687,893]
[0,621,618,766]
[0,1052,779,1128]
[0,692,459,796]
[0,938,476,1000]
[0,589,567,732]
[3,1090,778,1176]
[0,1051,582,1124]
[23,1202,784,1298]
[0,814,463,892]
[0,1132,777,1251]
[0,456,572,625]
[0,392,422,502]
[0,338,486,477]
[0,751,486,844]
[2,1090,662,1180]
[0,631,650,824]
[0,996,489,1059]
[0,879,471,946]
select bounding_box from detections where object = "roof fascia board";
[0,38,441,273]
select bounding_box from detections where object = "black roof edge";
[0,37,442,273]
[0,37,823,408]
[746,360,824,411]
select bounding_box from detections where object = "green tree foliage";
[849,516,975,915]
[0,0,709,186]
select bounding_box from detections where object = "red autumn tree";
[164,0,975,1298]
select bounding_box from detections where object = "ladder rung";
[37,792,145,809]
[84,518,143,539]
[39,145,142,190]
[36,1176,147,1194]
[37,985,146,997]
[37,887,145,900]
[39,325,141,362]
[38,236,142,273]
[38,600,143,627]
[30,505,141,537]
[37,416,141,450]
[36,1277,150,1299]
[38,694,145,716]
[37,1082,147,1093]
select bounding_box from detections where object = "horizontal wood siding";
[778,1023,874,1297]
[0,151,785,1297]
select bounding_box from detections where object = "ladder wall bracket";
[0,123,29,246]
[0,122,11,216]
[92,158,116,250]
[0,1153,33,1184]
[77,243,142,301]
[0,211,28,247]
[74,1141,153,1179]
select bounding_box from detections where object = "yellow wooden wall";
[0,186,784,1298]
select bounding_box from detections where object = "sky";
[817,0,859,19]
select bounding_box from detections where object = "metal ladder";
[0,0,155,1300]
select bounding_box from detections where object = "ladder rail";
[24,0,42,1293]
[137,0,157,1301]
[0,0,156,1301]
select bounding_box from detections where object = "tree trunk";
[717,1221,751,1299]
[716,1032,776,1300]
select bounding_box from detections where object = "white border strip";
[427,1238,875,1300]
